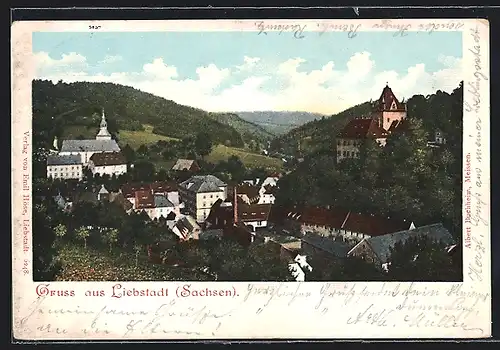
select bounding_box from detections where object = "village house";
[88,152,128,177]
[236,183,261,205]
[205,192,272,233]
[172,215,201,241]
[46,154,84,181]
[171,159,201,172]
[258,184,276,204]
[347,223,456,269]
[178,175,228,223]
[120,181,183,219]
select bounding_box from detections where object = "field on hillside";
[63,124,283,170]
[55,243,209,281]
[206,144,284,170]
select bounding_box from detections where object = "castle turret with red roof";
[373,84,407,131]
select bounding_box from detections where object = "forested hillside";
[32,80,272,149]
[276,82,464,239]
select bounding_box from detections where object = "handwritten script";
[464,25,489,284]
[16,282,489,338]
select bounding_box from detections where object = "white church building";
[47,109,127,180]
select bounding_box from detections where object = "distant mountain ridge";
[235,111,325,135]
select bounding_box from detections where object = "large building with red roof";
[336,84,408,163]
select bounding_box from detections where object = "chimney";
[233,185,238,225]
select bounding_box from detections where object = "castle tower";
[96,109,112,140]
[374,83,407,131]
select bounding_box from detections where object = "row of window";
[49,172,81,178]
[337,140,362,147]
[48,166,81,171]
[202,194,221,199]
[338,151,360,158]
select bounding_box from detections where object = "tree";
[387,235,460,281]
[132,160,156,181]
[122,144,136,163]
[75,226,91,248]
[33,202,62,281]
[194,132,213,159]
[103,228,119,252]
[133,243,142,267]
[137,144,149,156]
[53,223,67,248]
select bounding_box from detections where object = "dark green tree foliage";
[387,235,461,281]
[194,132,214,159]
[33,201,62,281]
[306,256,385,281]
[132,160,156,181]
[276,83,463,241]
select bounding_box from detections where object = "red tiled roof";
[121,181,178,198]
[121,182,151,198]
[151,181,178,194]
[337,118,388,139]
[90,152,127,166]
[263,184,276,195]
[387,119,409,134]
[237,184,260,201]
[342,212,412,237]
[376,85,406,111]
[239,203,272,222]
[290,206,350,228]
[135,190,155,209]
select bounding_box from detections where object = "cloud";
[236,56,261,71]
[33,52,462,115]
[99,55,123,64]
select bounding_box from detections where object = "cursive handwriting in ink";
[346,304,393,327]
[255,21,306,39]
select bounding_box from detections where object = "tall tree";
[194,132,213,159]
[33,203,62,281]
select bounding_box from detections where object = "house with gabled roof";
[171,159,201,172]
[347,223,456,268]
[172,215,201,241]
[178,175,228,223]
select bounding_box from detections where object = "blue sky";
[32,31,463,114]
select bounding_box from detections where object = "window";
[337,151,341,157]
[210,195,213,198]
[343,151,346,157]
[343,140,347,146]
[387,118,390,123]
[203,195,206,199]
[337,140,341,146]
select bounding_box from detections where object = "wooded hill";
[32,80,273,148]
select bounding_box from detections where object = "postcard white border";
[12,18,491,340]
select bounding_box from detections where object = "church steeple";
[96,108,112,140]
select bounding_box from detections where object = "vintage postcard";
[12,18,491,340]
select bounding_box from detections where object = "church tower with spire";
[96,109,112,140]
[373,83,407,131]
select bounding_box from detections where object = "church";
[336,84,408,163]
[47,109,127,180]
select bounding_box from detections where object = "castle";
[336,84,408,163]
